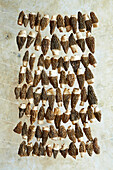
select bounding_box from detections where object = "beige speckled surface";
[0,0,113,170]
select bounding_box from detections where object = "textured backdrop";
[0,0,113,170]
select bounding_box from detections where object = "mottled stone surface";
[0,0,113,169]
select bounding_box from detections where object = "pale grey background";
[0,0,113,170]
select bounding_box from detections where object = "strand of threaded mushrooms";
[14,11,101,159]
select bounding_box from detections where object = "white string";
[0,119,16,125]
[0,140,20,145]
[0,59,113,77]
[0,98,19,105]
[0,78,113,90]
[1,117,113,128]
[0,136,112,146]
